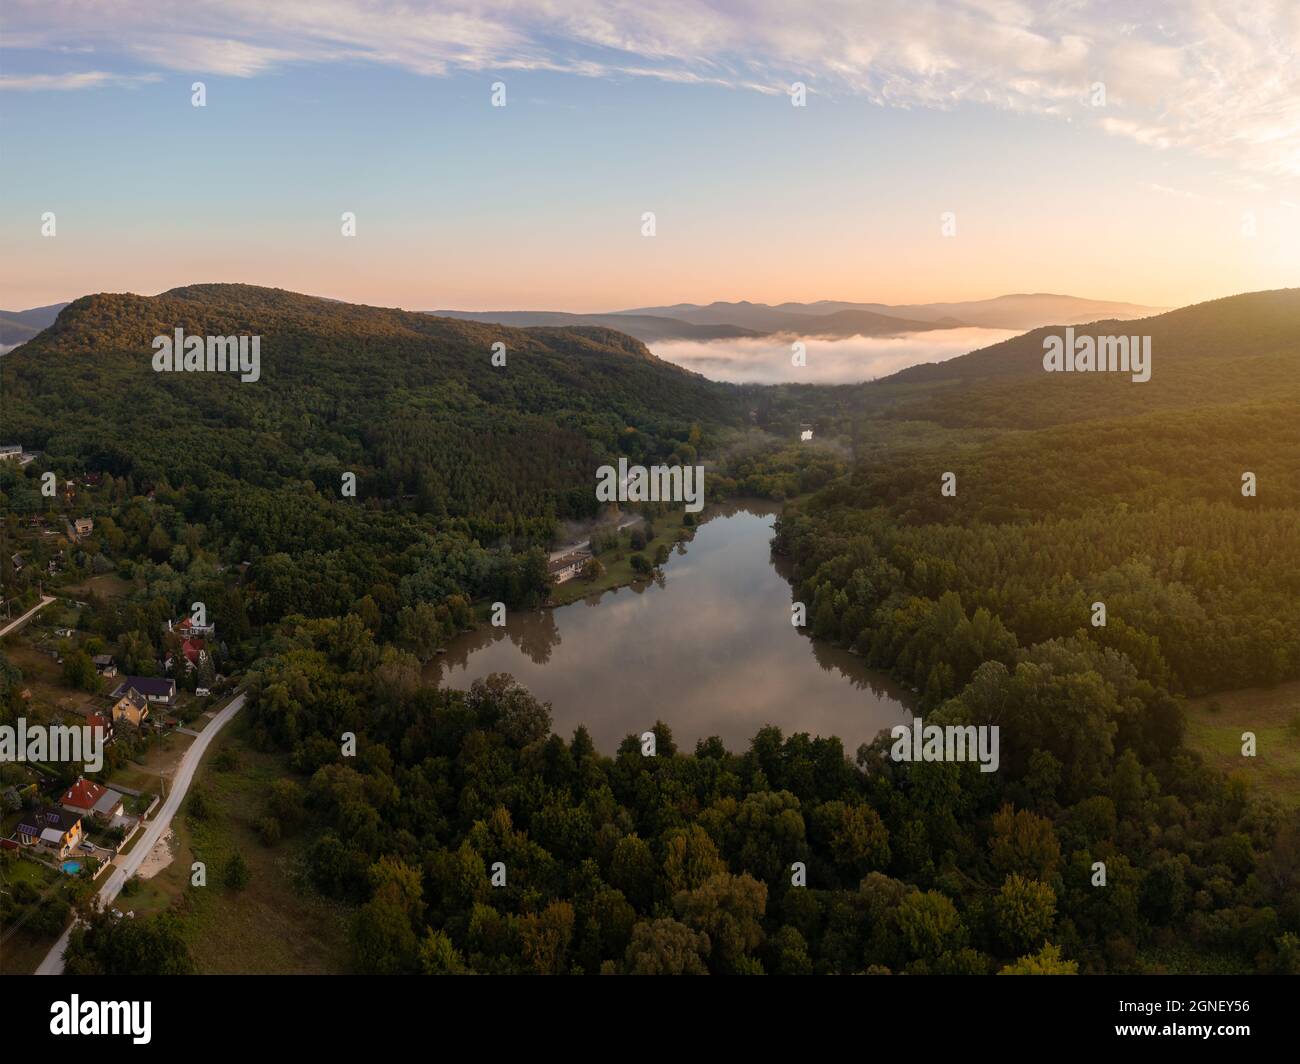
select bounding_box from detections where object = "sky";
[3,0,1300,312]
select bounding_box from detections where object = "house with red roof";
[60,776,124,821]
[86,711,113,742]
[170,615,216,640]
[165,636,208,675]
[60,777,106,814]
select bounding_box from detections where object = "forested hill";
[892,288,1300,384]
[786,288,1286,442]
[2,284,748,623]
[777,285,1300,700]
[3,283,743,511]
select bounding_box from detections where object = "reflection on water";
[431,501,913,754]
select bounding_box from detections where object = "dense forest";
[2,285,753,626]
[6,285,1298,975]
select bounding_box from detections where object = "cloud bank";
[5,1,1300,177]
[652,326,1021,384]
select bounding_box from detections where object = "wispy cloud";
[0,71,160,91]
[6,1,1300,176]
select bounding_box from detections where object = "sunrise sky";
[3,1,1299,312]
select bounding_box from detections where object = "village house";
[110,676,176,709]
[0,444,37,466]
[86,711,113,743]
[60,777,125,821]
[170,615,216,640]
[547,549,592,585]
[16,808,83,859]
[92,654,118,678]
[73,517,94,537]
[165,638,208,674]
[108,688,151,729]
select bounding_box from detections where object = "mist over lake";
[651,327,1020,384]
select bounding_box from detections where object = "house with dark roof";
[110,676,176,708]
[547,549,592,584]
[91,654,118,678]
[109,688,150,729]
[15,808,83,859]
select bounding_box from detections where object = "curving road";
[34,692,246,975]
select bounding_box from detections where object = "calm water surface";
[432,501,913,753]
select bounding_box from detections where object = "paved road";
[34,692,246,975]
[0,595,55,637]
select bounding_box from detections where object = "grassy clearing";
[0,640,92,713]
[0,854,76,975]
[1184,681,1300,809]
[122,716,350,974]
[61,573,134,601]
[109,731,194,793]
[0,927,58,975]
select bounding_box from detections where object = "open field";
[1184,681,1300,809]
[0,854,74,974]
[109,731,195,793]
[61,572,135,601]
[122,716,350,973]
[0,639,96,714]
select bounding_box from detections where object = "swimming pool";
[61,860,81,874]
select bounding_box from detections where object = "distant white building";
[547,549,591,584]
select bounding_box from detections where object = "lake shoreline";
[436,500,914,755]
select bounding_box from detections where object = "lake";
[432,501,914,754]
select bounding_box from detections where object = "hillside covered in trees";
[7,285,1299,976]
[2,284,747,622]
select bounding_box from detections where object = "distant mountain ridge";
[432,293,1167,343]
[427,310,765,343]
[618,294,1168,332]
[0,302,68,346]
[9,292,1164,351]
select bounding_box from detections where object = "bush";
[257,816,282,846]
[224,852,250,891]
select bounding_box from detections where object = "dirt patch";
[136,828,177,880]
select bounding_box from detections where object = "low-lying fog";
[651,327,1020,384]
